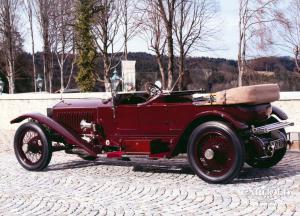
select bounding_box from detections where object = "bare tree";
[156,0,177,90]
[24,0,37,92]
[65,43,77,90]
[0,0,22,94]
[141,0,167,89]
[93,0,122,91]
[52,0,76,91]
[238,0,279,86]
[119,0,140,60]
[174,0,217,90]
[33,0,55,92]
[279,0,300,72]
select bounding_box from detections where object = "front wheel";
[187,121,245,184]
[14,122,52,171]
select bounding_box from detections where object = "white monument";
[122,60,136,92]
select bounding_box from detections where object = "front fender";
[272,106,288,120]
[11,113,97,157]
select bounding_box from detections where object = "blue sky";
[22,0,285,60]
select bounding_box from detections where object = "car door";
[115,104,139,136]
[137,99,170,135]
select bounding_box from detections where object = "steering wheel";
[144,82,163,98]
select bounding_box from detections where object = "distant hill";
[1,51,299,93]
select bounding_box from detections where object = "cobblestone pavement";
[0,150,300,216]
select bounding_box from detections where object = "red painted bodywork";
[11,113,97,157]
[11,91,274,158]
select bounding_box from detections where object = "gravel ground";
[0,148,299,215]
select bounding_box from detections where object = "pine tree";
[75,0,97,92]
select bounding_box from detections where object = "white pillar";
[122,61,136,92]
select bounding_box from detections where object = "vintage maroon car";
[11,83,293,183]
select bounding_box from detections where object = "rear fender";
[11,113,97,157]
[272,106,288,120]
[170,111,248,157]
[192,111,249,130]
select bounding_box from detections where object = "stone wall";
[0,92,299,152]
[0,92,110,151]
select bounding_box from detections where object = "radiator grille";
[55,111,95,131]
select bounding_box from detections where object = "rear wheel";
[246,117,287,169]
[14,122,52,171]
[187,121,245,184]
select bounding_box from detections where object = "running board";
[251,122,294,135]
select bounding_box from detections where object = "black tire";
[14,122,52,171]
[187,121,245,184]
[246,117,287,169]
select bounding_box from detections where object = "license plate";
[270,138,285,150]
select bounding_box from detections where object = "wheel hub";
[28,137,41,154]
[204,149,215,160]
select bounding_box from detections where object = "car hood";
[53,98,112,110]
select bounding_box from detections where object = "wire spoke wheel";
[195,131,236,177]
[14,122,52,171]
[188,121,245,184]
[19,131,43,164]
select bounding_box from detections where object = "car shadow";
[46,152,300,184]
[47,157,195,175]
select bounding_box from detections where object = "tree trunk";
[60,57,64,91]
[3,0,16,94]
[31,36,37,92]
[238,45,246,87]
[157,0,175,90]
[49,53,54,93]
[124,0,128,60]
[238,1,243,87]
[238,14,245,87]
[124,39,128,60]
[238,60,244,87]
[238,35,243,87]
[103,52,111,92]
[28,4,37,92]
[155,51,165,89]
[103,27,111,92]
[295,57,300,73]
[166,29,174,90]
[42,10,50,92]
[43,51,48,92]
[178,46,185,91]
[7,60,15,94]
[66,55,76,90]
[295,47,300,72]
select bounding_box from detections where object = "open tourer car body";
[11,83,293,183]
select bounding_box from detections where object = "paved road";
[0,150,299,216]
